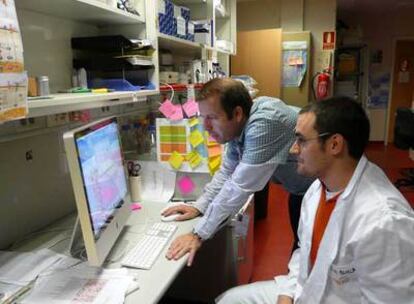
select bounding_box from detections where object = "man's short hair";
[199,78,253,119]
[299,96,370,160]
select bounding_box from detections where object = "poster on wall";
[282,41,307,87]
[322,31,336,50]
[367,71,390,109]
[0,0,28,123]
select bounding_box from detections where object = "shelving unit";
[27,90,158,117]
[4,0,236,121]
[15,0,145,25]
[334,44,367,104]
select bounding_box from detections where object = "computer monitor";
[63,117,131,266]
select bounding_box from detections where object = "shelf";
[158,32,203,57]
[27,90,159,117]
[15,0,145,26]
[174,0,207,4]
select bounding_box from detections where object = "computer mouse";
[160,202,186,215]
[160,213,181,222]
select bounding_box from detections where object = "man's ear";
[233,106,244,122]
[329,134,346,156]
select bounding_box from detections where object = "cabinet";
[334,45,367,104]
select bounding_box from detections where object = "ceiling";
[337,0,414,14]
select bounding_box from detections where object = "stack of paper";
[20,267,133,304]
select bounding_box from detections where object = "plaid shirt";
[193,97,303,240]
[226,96,297,165]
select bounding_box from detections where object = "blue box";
[181,6,191,23]
[186,21,195,41]
[158,0,175,35]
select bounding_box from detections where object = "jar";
[37,76,50,96]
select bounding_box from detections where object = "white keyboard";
[121,222,177,270]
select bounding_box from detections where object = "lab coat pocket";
[329,263,358,286]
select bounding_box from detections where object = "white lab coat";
[276,156,414,303]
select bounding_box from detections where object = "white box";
[159,71,179,84]
[195,32,211,46]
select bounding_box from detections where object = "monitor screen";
[64,117,131,266]
[75,119,127,238]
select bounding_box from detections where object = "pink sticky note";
[169,104,184,121]
[130,203,142,211]
[159,99,177,118]
[182,99,199,117]
[177,175,195,195]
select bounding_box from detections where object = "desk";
[13,197,254,304]
[14,200,197,304]
[121,201,198,304]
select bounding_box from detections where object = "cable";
[160,82,175,102]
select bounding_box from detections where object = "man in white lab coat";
[217,96,414,304]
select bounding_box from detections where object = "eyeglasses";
[294,132,332,148]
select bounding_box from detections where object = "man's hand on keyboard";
[166,233,202,266]
[161,205,201,221]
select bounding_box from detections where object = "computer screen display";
[75,119,127,238]
[64,117,131,266]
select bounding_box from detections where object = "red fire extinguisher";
[312,70,331,101]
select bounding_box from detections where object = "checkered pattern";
[226,96,297,165]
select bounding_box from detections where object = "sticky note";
[182,99,199,117]
[169,104,184,121]
[159,99,176,118]
[208,145,222,158]
[205,131,219,146]
[130,203,142,211]
[189,129,204,148]
[177,175,196,194]
[189,117,199,127]
[169,151,184,170]
[159,99,183,121]
[208,155,221,175]
[186,150,202,168]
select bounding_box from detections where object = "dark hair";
[199,78,253,119]
[299,96,370,160]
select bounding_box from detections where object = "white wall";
[237,0,337,100]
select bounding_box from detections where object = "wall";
[237,0,337,100]
[338,2,414,141]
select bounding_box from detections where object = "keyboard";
[121,222,177,270]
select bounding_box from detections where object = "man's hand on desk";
[161,205,201,221]
[166,232,202,267]
[277,295,293,304]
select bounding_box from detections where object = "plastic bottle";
[77,68,88,89]
[148,124,157,160]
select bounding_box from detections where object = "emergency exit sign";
[323,31,336,50]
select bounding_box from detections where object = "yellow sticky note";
[189,117,199,127]
[186,150,202,168]
[205,131,219,146]
[169,151,184,170]
[208,155,221,175]
[189,129,205,148]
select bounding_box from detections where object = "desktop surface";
[12,200,198,304]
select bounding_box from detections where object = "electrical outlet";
[47,113,69,127]
[15,117,45,133]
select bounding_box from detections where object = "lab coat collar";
[338,155,368,201]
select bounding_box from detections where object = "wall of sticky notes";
[156,118,223,175]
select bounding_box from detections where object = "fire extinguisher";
[312,70,331,101]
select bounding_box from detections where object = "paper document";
[0,249,66,285]
[139,161,176,202]
[21,267,132,304]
